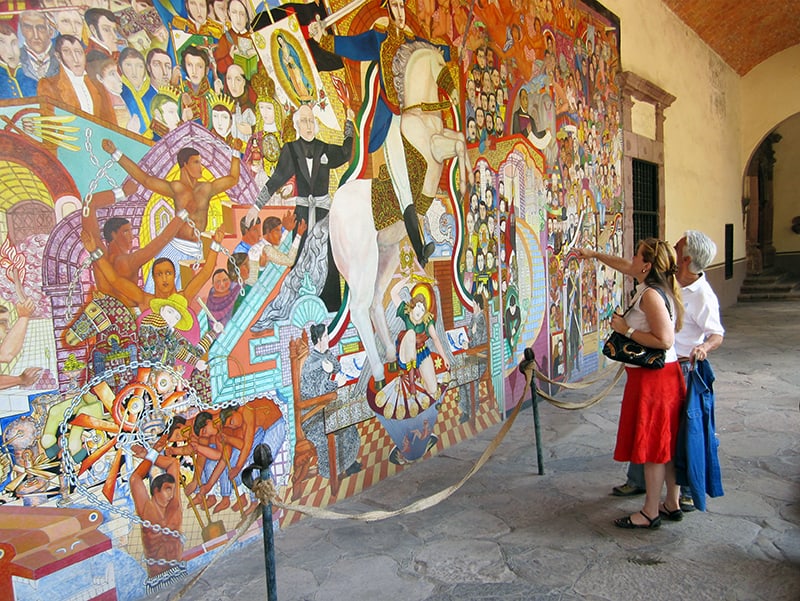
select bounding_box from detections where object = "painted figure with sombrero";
[151,292,196,331]
[137,292,223,377]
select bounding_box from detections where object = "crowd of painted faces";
[0,2,287,180]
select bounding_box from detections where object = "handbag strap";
[649,286,673,319]
[623,286,672,319]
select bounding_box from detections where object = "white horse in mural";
[330,41,472,386]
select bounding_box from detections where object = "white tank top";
[625,284,678,364]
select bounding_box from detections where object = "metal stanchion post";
[242,444,278,601]
[520,347,544,475]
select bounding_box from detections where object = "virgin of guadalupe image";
[273,32,314,103]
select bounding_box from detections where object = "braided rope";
[533,365,625,410]
[533,364,622,389]
[252,478,277,505]
[167,358,626,600]
[168,361,536,600]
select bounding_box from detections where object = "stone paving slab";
[147,302,800,601]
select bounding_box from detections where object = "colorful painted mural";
[0,0,621,599]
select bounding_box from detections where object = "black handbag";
[602,287,671,369]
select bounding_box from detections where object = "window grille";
[632,159,659,242]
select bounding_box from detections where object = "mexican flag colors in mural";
[0,0,621,599]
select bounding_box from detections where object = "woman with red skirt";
[578,238,685,529]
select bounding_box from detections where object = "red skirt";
[614,362,686,464]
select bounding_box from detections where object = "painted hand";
[18,367,42,387]
[101,139,116,154]
[245,205,260,228]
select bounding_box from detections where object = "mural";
[0,0,621,599]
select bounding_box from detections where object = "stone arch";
[740,44,800,174]
[0,130,78,205]
[741,110,800,276]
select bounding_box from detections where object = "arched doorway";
[743,132,781,274]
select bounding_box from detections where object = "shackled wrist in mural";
[253,184,270,209]
[0,0,626,599]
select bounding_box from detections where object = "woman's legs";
[642,462,665,518]
[664,460,680,510]
[625,462,664,525]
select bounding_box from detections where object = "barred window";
[632,158,659,242]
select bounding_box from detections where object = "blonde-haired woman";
[578,238,685,529]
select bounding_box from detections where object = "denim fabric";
[201,444,232,497]
[674,359,724,510]
[229,421,286,486]
[626,462,645,489]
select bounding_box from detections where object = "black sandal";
[614,511,662,529]
[658,503,684,522]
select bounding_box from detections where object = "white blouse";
[625,283,678,364]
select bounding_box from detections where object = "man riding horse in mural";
[309,0,454,269]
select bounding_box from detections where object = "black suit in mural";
[0,0,626,596]
[255,118,354,311]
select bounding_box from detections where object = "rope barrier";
[170,360,536,600]
[275,359,535,522]
[533,364,622,389]
[169,357,626,600]
[169,481,274,601]
[533,365,625,410]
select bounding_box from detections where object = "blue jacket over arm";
[674,359,724,510]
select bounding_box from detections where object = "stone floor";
[148,301,800,601]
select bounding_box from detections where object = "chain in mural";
[56,358,263,575]
[0,1,623,599]
[84,128,120,194]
